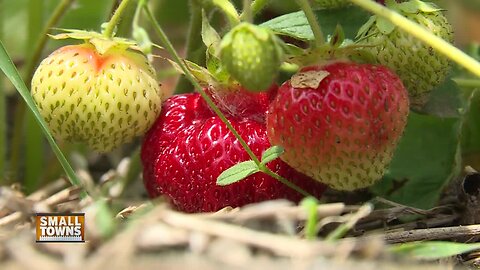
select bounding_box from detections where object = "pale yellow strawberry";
[31,43,163,152]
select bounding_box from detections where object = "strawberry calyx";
[285,25,377,68]
[357,0,444,37]
[49,29,143,55]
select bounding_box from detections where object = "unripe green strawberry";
[220,22,283,92]
[357,0,453,109]
[267,62,409,191]
[31,43,163,152]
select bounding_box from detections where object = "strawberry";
[356,0,453,109]
[141,93,326,213]
[220,23,283,92]
[31,43,163,152]
[266,62,409,191]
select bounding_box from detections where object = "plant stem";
[144,5,260,165]
[10,0,74,183]
[349,0,480,78]
[175,0,204,94]
[261,166,312,197]
[242,0,270,19]
[103,0,133,38]
[211,0,240,27]
[453,78,480,89]
[0,0,5,180]
[242,0,253,23]
[144,3,311,197]
[295,0,324,48]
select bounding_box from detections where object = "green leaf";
[217,160,260,186]
[261,6,371,41]
[390,241,480,260]
[201,9,221,53]
[376,16,395,35]
[0,40,84,193]
[419,78,462,118]
[371,112,461,209]
[260,146,284,165]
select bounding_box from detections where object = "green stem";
[144,3,311,197]
[10,0,74,183]
[295,0,324,47]
[103,0,133,38]
[242,0,253,23]
[453,78,480,89]
[244,0,270,19]
[349,0,480,78]
[175,0,204,94]
[0,0,5,180]
[261,166,312,197]
[211,0,240,27]
[144,5,260,165]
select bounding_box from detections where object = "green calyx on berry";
[220,22,284,92]
[356,0,453,110]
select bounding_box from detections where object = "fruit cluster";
[31,0,452,212]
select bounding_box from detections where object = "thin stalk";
[0,0,5,180]
[103,0,133,38]
[145,5,311,197]
[175,0,204,94]
[242,0,253,23]
[240,0,270,20]
[10,0,74,182]
[144,5,260,165]
[295,0,324,47]
[262,166,312,197]
[348,0,480,78]
[453,78,480,89]
[24,0,45,193]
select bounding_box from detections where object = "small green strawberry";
[356,0,453,109]
[220,22,283,92]
[31,33,163,152]
[267,62,409,191]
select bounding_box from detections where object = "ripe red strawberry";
[141,93,326,213]
[31,43,163,152]
[266,62,409,191]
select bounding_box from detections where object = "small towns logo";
[35,213,85,243]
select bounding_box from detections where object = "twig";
[161,208,372,258]
[384,224,480,244]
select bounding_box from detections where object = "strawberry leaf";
[390,241,480,260]
[371,112,461,209]
[260,146,285,165]
[217,161,260,186]
[201,10,221,55]
[261,6,370,41]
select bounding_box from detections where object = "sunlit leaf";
[217,160,260,186]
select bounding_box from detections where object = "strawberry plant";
[1,0,480,267]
